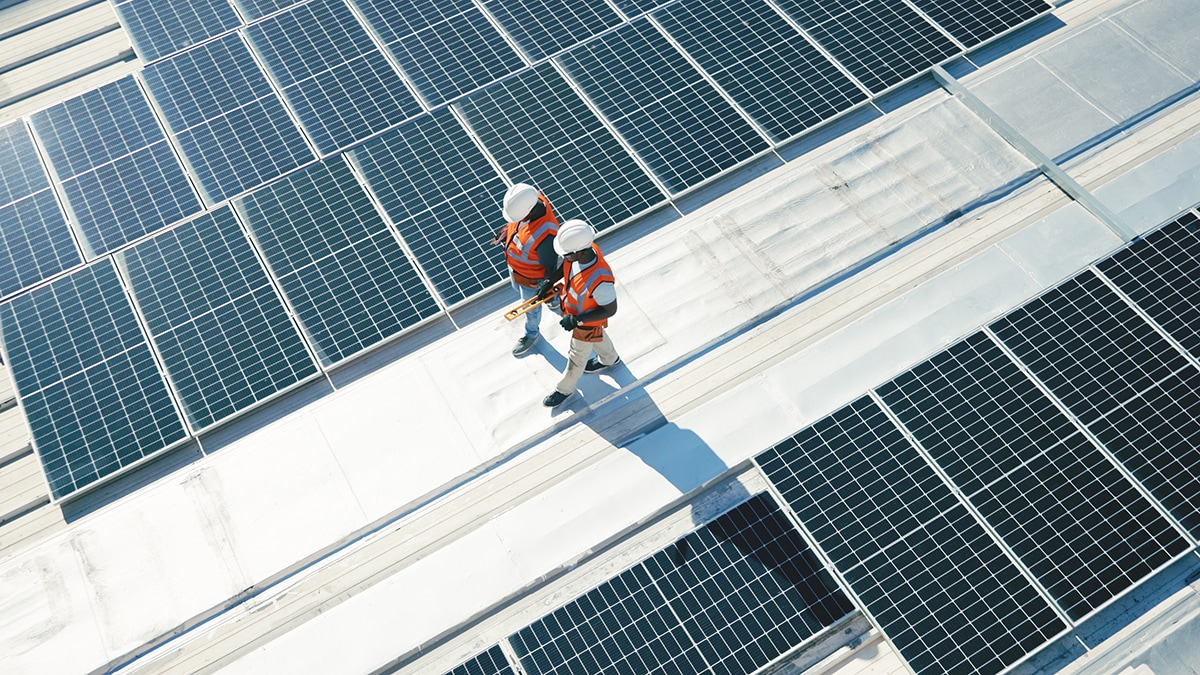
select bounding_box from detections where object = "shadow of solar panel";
[247,0,423,155]
[879,333,1187,621]
[454,63,664,231]
[117,208,318,431]
[0,121,50,206]
[645,493,852,675]
[114,0,242,63]
[556,21,769,194]
[443,645,515,675]
[653,0,868,143]
[771,0,960,93]
[757,396,1066,675]
[0,260,186,498]
[235,157,440,366]
[990,270,1189,426]
[0,191,81,298]
[349,109,508,306]
[353,0,524,106]
[141,34,314,204]
[909,0,1051,49]
[232,0,300,20]
[483,0,622,61]
[1098,211,1200,360]
[31,77,202,257]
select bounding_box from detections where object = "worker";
[542,219,620,408]
[497,183,559,357]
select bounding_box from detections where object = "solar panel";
[757,397,1067,675]
[0,191,81,298]
[348,109,508,306]
[231,0,299,20]
[908,0,1051,48]
[141,33,315,204]
[0,121,50,206]
[443,646,515,675]
[453,62,664,231]
[770,0,960,93]
[877,333,1188,620]
[611,0,665,18]
[113,0,242,63]
[0,260,186,498]
[31,77,202,257]
[652,0,868,143]
[116,207,318,431]
[246,0,424,155]
[234,157,440,366]
[1097,211,1200,360]
[555,21,770,194]
[482,0,623,61]
[353,0,525,106]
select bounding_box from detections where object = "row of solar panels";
[434,209,1200,675]
[0,0,1051,498]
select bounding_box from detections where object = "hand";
[489,226,506,246]
[559,315,579,331]
[536,279,555,299]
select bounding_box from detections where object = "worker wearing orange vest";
[542,219,620,408]
[498,183,559,357]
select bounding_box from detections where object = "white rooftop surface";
[3,0,1200,674]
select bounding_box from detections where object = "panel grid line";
[1091,263,1200,378]
[238,29,323,158]
[338,0,434,112]
[898,0,969,52]
[758,0,874,99]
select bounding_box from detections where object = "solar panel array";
[2,0,1051,495]
[439,493,852,675]
[756,209,1200,673]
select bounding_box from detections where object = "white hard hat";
[554,219,595,255]
[502,183,540,222]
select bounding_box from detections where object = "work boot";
[512,335,538,357]
[584,356,620,373]
[543,390,571,408]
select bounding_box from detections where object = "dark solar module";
[990,270,1190,425]
[0,121,51,206]
[246,0,423,155]
[0,260,186,498]
[118,208,318,430]
[354,0,524,106]
[454,63,664,231]
[770,0,960,93]
[653,0,867,143]
[141,34,314,204]
[0,191,81,298]
[483,0,622,61]
[879,333,1187,620]
[909,0,1051,48]
[1098,211,1200,360]
[349,109,508,306]
[555,21,769,194]
[234,157,440,366]
[113,0,241,63]
[444,645,515,675]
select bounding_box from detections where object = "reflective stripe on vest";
[561,246,614,327]
[504,196,557,280]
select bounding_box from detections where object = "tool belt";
[511,271,541,289]
[572,325,605,342]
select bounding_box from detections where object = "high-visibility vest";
[504,195,558,285]
[560,245,614,328]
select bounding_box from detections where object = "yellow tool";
[504,284,560,321]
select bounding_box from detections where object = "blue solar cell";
[350,109,508,306]
[0,191,82,298]
[910,0,1051,48]
[118,208,318,430]
[454,63,665,232]
[0,260,186,498]
[482,0,622,61]
[234,157,440,365]
[0,121,50,206]
[556,21,770,194]
[354,0,525,106]
[654,0,868,143]
[141,34,314,204]
[114,0,242,63]
[246,0,423,155]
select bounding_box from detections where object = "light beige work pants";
[555,329,619,395]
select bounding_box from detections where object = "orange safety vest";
[504,195,558,287]
[559,245,614,328]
